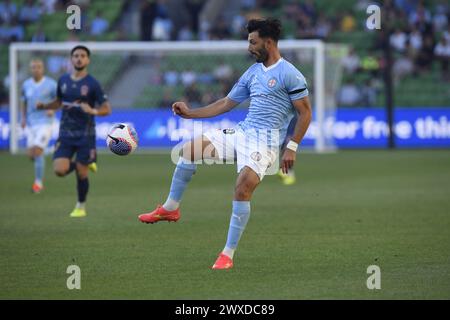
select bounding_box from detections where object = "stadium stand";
[1,0,449,109]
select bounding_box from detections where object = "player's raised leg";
[53,157,76,177]
[212,166,260,270]
[138,135,219,224]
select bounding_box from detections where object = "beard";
[253,48,268,63]
[74,65,86,71]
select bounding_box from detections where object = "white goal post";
[9,40,346,154]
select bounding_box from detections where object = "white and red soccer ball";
[106,123,138,155]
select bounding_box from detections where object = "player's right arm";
[172,97,238,119]
[173,66,252,119]
[36,98,62,110]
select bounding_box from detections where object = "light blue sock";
[34,155,45,184]
[224,201,251,257]
[163,158,197,210]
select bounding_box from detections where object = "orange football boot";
[212,253,233,270]
[138,205,180,224]
[32,182,43,194]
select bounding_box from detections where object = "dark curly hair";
[246,18,282,42]
[71,45,91,57]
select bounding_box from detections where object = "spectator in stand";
[184,0,205,36]
[390,28,408,52]
[177,23,194,41]
[340,10,356,32]
[140,0,157,41]
[152,0,173,41]
[90,11,109,36]
[432,2,448,32]
[360,79,379,107]
[1,18,25,42]
[0,0,18,24]
[31,24,48,42]
[19,0,42,24]
[315,13,332,40]
[338,79,361,106]
[434,37,450,81]
[39,0,57,14]
[394,0,419,17]
[231,8,248,39]
[409,25,423,55]
[342,48,361,74]
[209,17,231,40]
[180,70,196,86]
[393,41,415,82]
[164,70,179,86]
[409,3,432,26]
[415,33,435,73]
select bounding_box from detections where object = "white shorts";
[26,124,53,150]
[203,127,279,180]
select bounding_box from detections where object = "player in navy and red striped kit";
[38,45,111,217]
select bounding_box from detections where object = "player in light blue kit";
[21,59,57,193]
[138,18,312,269]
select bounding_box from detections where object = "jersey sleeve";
[285,67,309,101]
[227,68,251,103]
[94,80,108,106]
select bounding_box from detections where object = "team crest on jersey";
[267,78,277,88]
[81,85,89,96]
[61,83,67,94]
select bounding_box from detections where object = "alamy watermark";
[66,265,81,290]
[366,5,381,30]
[66,5,81,30]
[366,265,381,290]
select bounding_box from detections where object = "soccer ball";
[106,123,138,156]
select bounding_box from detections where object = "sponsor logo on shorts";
[223,128,235,135]
[251,151,262,162]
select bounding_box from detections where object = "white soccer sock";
[222,247,235,259]
[76,202,86,210]
[162,198,179,211]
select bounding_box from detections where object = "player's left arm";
[80,100,111,116]
[281,96,312,174]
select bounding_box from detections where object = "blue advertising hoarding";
[0,108,449,150]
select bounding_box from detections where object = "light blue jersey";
[21,76,57,126]
[227,58,308,146]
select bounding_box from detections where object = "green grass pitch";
[1,150,449,299]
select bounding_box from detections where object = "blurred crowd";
[338,0,450,106]
[0,0,111,44]
[1,0,449,109]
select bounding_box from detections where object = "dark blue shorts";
[53,136,97,165]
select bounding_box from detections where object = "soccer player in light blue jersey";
[138,18,312,269]
[21,59,57,193]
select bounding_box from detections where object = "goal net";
[9,40,347,154]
